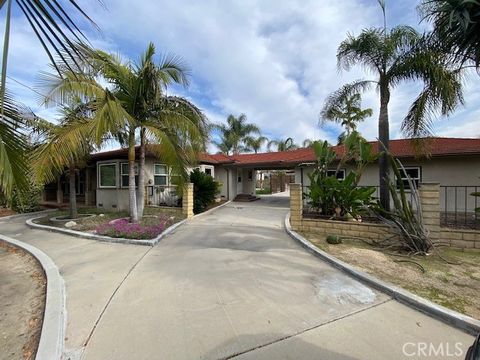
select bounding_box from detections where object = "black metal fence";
[440,186,479,230]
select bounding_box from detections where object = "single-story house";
[43,137,480,214]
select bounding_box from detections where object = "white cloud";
[6,0,480,154]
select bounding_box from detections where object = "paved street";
[0,194,473,359]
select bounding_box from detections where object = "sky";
[4,0,480,153]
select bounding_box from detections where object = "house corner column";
[419,183,441,242]
[182,183,194,218]
[290,183,303,231]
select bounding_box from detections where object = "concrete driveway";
[0,194,474,359]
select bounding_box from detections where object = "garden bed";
[32,207,185,240]
[301,232,480,319]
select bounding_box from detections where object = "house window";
[397,167,421,189]
[327,169,345,180]
[121,162,138,188]
[205,168,212,176]
[154,164,168,186]
[98,163,117,188]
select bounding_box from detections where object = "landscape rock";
[64,221,77,228]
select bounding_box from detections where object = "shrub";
[95,217,170,239]
[9,181,42,213]
[326,235,342,244]
[190,169,220,214]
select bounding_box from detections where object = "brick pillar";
[290,183,303,231]
[182,183,194,218]
[419,183,441,242]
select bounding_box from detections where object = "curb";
[0,234,66,360]
[284,212,480,335]
[0,209,56,222]
[25,201,233,247]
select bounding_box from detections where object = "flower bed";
[95,216,172,239]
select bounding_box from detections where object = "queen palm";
[39,43,208,223]
[31,101,95,219]
[321,92,372,141]
[419,0,480,68]
[331,1,463,210]
[213,114,259,154]
[245,135,268,153]
[267,137,298,152]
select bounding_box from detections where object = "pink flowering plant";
[95,215,172,239]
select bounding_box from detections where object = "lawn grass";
[302,232,480,319]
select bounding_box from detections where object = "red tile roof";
[90,138,480,166]
[204,137,480,166]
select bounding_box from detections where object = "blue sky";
[4,0,480,152]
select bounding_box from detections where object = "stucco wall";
[214,167,229,199]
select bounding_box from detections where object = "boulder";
[65,221,77,228]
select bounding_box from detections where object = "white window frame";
[154,163,168,186]
[397,166,421,190]
[120,162,139,188]
[327,169,345,180]
[98,162,117,189]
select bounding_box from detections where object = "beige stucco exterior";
[295,155,480,213]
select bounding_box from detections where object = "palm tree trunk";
[68,164,78,219]
[128,128,139,223]
[378,82,390,212]
[137,127,146,219]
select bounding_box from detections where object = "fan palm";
[331,1,463,210]
[213,114,260,154]
[38,43,208,223]
[419,0,480,68]
[245,135,268,153]
[267,137,298,152]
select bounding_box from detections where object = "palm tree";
[302,139,314,147]
[331,1,463,210]
[321,92,372,137]
[1,1,99,115]
[267,137,298,152]
[31,101,95,219]
[38,43,208,223]
[213,114,260,154]
[419,0,480,68]
[0,94,29,200]
[245,135,268,153]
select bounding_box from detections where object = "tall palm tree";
[331,1,463,210]
[419,0,480,68]
[213,114,259,154]
[38,43,208,223]
[31,101,95,219]
[267,137,298,152]
[245,135,268,153]
[321,92,372,137]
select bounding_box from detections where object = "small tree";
[190,169,219,214]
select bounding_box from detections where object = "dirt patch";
[0,242,46,360]
[302,232,480,319]
[0,208,16,218]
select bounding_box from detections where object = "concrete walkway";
[0,195,474,359]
